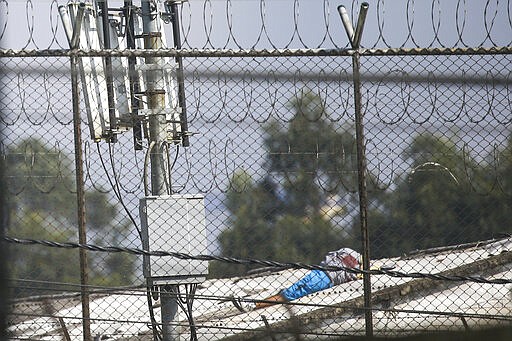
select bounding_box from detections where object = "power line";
[8,279,512,323]
[3,236,511,285]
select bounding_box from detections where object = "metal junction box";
[140,195,208,284]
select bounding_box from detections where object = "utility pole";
[141,0,168,196]
[338,2,372,337]
[140,1,178,340]
[62,3,195,338]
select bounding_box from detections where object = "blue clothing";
[281,269,333,301]
[279,248,361,301]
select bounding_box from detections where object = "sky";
[1,0,511,50]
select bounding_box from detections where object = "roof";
[8,237,512,340]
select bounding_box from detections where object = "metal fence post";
[62,3,92,339]
[71,51,92,341]
[352,50,373,337]
[338,3,373,337]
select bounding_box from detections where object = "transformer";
[140,195,208,284]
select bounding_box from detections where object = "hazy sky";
[1,0,511,50]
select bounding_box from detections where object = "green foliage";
[7,211,80,297]
[214,89,512,273]
[5,138,136,297]
[211,91,357,278]
[265,91,359,203]
[369,133,512,258]
[6,139,76,218]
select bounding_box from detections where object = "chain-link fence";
[1,1,512,340]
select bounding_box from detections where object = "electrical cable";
[9,278,512,325]
[3,236,512,285]
[143,140,156,196]
[97,142,142,240]
[146,280,162,341]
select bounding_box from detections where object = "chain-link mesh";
[1,1,512,340]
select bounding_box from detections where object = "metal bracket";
[135,32,162,39]
[338,2,369,48]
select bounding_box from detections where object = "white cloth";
[321,248,361,285]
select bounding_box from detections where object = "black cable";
[146,280,162,341]
[3,236,511,285]
[97,142,143,240]
[185,284,198,341]
[99,141,164,340]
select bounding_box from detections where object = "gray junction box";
[140,195,208,284]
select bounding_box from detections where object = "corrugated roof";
[8,237,512,340]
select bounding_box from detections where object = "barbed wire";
[2,1,511,338]
[3,236,512,285]
[2,60,512,88]
[1,46,512,58]
[0,0,511,50]
[2,129,511,196]
[0,47,512,198]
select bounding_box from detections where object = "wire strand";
[3,236,511,285]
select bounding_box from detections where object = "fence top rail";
[1,46,512,58]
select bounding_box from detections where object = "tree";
[264,91,359,213]
[368,133,512,258]
[476,133,512,239]
[5,138,136,296]
[0,143,8,338]
[211,91,359,277]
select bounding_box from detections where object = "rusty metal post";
[71,52,92,341]
[352,50,373,337]
[338,2,373,337]
[62,3,92,339]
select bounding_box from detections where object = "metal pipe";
[339,2,373,337]
[123,0,143,150]
[62,4,92,339]
[161,285,180,341]
[337,5,354,46]
[141,0,168,196]
[97,0,117,142]
[353,3,369,48]
[168,0,189,147]
[71,51,92,341]
[352,49,373,339]
[70,3,86,49]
